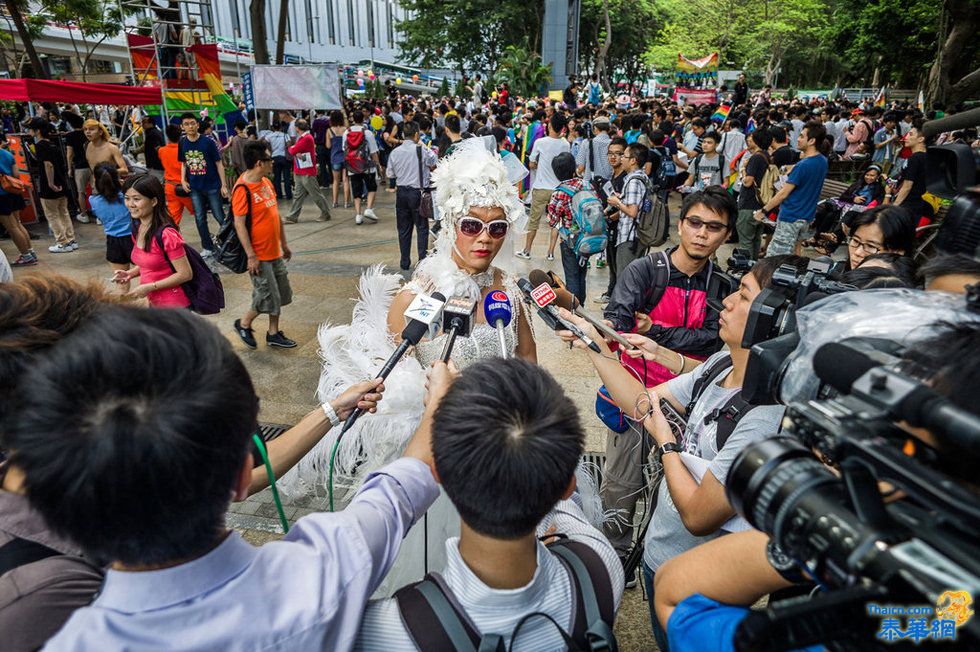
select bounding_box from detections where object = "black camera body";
[727,339,980,651]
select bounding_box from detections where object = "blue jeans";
[190,188,226,252]
[643,561,670,651]
[560,240,587,305]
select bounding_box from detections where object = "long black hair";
[93,162,122,203]
[123,174,173,252]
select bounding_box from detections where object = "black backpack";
[154,225,225,315]
[213,183,253,274]
[685,355,755,451]
[395,538,618,651]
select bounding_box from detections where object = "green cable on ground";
[251,433,290,534]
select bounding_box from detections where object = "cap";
[592,116,610,126]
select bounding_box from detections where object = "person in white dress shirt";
[356,358,625,650]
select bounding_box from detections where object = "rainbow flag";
[711,102,731,123]
[126,34,159,84]
[519,121,545,198]
[874,87,886,108]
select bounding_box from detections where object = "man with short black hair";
[576,116,613,182]
[386,121,437,270]
[755,120,828,255]
[768,126,799,168]
[605,142,651,271]
[11,306,442,651]
[356,359,624,650]
[518,113,570,259]
[232,141,296,350]
[179,112,227,256]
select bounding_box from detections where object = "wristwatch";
[659,441,682,456]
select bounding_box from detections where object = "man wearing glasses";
[232,142,297,350]
[600,186,735,568]
[595,137,630,304]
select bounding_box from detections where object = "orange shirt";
[232,176,282,261]
[158,143,183,185]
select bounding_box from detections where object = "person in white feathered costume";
[278,139,600,596]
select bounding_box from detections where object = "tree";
[396,0,541,77]
[580,0,663,90]
[495,44,552,97]
[274,0,288,65]
[249,0,270,65]
[926,0,980,107]
[46,0,136,81]
[3,0,49,77]
[438,76,451,98]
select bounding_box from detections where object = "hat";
[851,108,864,116]
[592,116,610,126]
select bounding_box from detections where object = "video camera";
[739,259,854,405]
[726,337,980,651]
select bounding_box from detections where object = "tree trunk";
[947,67,980,106]
[249,0,270,65]
[4,0,48,78]
[763,50,780,87]
[926,0,978,106]
[593,0,612,89]
[274,0,289,65]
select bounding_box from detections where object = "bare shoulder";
[386,288,416,339]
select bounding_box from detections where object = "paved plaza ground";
[4,187,724,650]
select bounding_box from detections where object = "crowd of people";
[0,75,979,652]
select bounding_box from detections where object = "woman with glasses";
[844,205,916,270]
[278,141,538,596]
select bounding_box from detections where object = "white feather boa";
[276,265,425,498]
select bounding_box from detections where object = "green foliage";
[640,0,965,90]
[438,76,451,98]
[396,0,542,75]
[579,0,664,85]
[496,44,552,97]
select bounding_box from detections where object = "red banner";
[0,79,161,105]
[672,88,718,106]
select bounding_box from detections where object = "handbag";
[1,173,24,194]
[213,184,252,274]
[173,182,191,197]
[416,145,433,221]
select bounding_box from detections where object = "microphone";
[439,296,477,362]
[529,269,635,350]
[516,278,601,353]
[483,290,513,359]
[813,342,980,456]
[340,292,447,433]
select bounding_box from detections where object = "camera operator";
[5,306,443,650]
[650,320,980,652]
[558,255,807,650]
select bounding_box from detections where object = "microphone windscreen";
[528,269,552,289]
[483,291,513,327]
[402,292,445,344]
[813,342,877,393]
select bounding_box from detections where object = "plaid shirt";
[617,170,648,246]
[547,177,585,233]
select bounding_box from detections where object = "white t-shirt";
[529,136,570,190]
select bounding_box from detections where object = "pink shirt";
[288,132,317,176]
[130,227,191,308]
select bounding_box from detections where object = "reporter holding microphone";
[554,256,801,650]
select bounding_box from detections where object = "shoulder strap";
[395,573,484,652]
[232,182,253,229]
[416,144,424,188]
[556,184,576,198]
[642,251,671,315]
[686,354,734,416]
[705,392,754,451]
[154,225,176,272]
[548,539,618,651]
[0,537,61,576]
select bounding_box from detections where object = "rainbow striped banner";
[711,102,731,122]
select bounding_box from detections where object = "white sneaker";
[48,243,74,253]
[201,249,214,259]
[515,250,531,259]
[68,240,79,251]
[76,212,91,224]
[355,214,364,225]
[363,208,378,222]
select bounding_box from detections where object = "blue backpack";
[556,183,607,259]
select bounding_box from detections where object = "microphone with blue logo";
[483,291,513,359]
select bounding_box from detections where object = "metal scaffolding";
[121,0,217,126]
